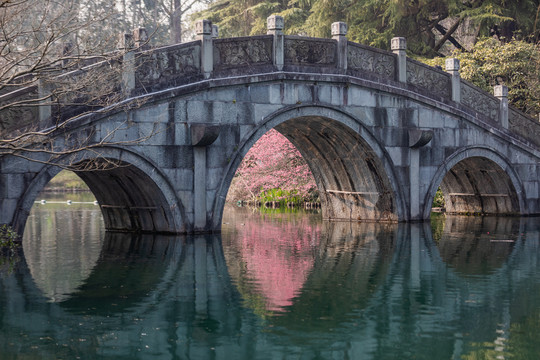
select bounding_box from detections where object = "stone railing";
[509,108,540,146]
[406,58,451,98]
[347,42,396,80]
[460,79,500,123]
[135,41,202,93]
[1,16,538,147]
[213,35,273,74]
[284,36,337,67]
[0,87,39,132]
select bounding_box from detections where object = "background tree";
[427,38,540,117]
[195,0,540,55]
[200,0,540,203]
[0,0,161,169]
[227,129,317,204]
[119,0,214,44]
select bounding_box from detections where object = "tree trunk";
[170,0,182,43]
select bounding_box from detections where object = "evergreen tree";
[195,0,540,54]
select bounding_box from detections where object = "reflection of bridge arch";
[214,106,405,229]
[423,147,526,219]
[268,221,397,331]
[3,215,540,358]
[13,147,185,235]
[1,233,245,358]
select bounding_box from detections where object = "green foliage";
[432,187,445,208]
[194,0,540,55]
[430,213,445,244]
[425,38,540,117]
[259,188,303,206]
[47,170,90,191]
[0,225,20,254]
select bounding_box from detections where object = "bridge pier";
[191,124,220,232]
[2,19,540,237]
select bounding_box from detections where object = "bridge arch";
[423,147,526,218]
[213,105,405,228]
[14,147,185,235]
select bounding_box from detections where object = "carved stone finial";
[212,24,219,39]
[391,37,407,51]
[133,28,148,44]
[118,33,134,50]
[445,58,460,72]
[331,22,347,37]
[196,19,212,36]
[494,84,508,98]
[267,15,284,32]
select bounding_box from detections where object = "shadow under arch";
[268,221,398,332]
[213,105,405,228]
[13,147,185,235]
[423,147,526,218]
[429,214,521,276]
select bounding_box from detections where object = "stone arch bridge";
[1,17,540,235]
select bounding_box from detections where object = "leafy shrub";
[0,225,20,255]
[425,38,540,118]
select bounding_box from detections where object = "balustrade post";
[267,15,284,71]
[60,41,74,68]
[391,37,407,83]
[118,32,135,95]
[133,28,148,49]
[494,85,509,129]
[212,24,219,39]
[38,79,52,128]
[196,20,213,78]
[445,58,461,103]
[332,22,348,71]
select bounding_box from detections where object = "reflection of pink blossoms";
[236,216,321,311]
[229,129,317,201]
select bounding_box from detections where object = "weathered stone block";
[174,122,190,145]
[133,102,169,123]
[348,107,376,127]
[248,85,270,104]
[235,103,254,125]
[418,108,444,128]
[206,168,225,190]
[163,168,194,191]
[524,181,538,198]
[174,100,188,122]
[211,87,237,102]
[439,129,457,147]
[6,174,26,198]
[0,199,17,223]
[386,147,408,167]
[348,87,377,107]
[213,125,239,147]
[253,104,282,125]
[206,146,229,168]
[239,124,256,141]
[138,122,169,145]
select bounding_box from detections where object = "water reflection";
[222,206,322,313]
[222,207,397,329]
[2,201,540,359]
[431,214,520,275]
[23,199,104,302]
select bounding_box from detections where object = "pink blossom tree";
[227,129,318,203]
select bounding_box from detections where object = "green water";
[1,194,540,359]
